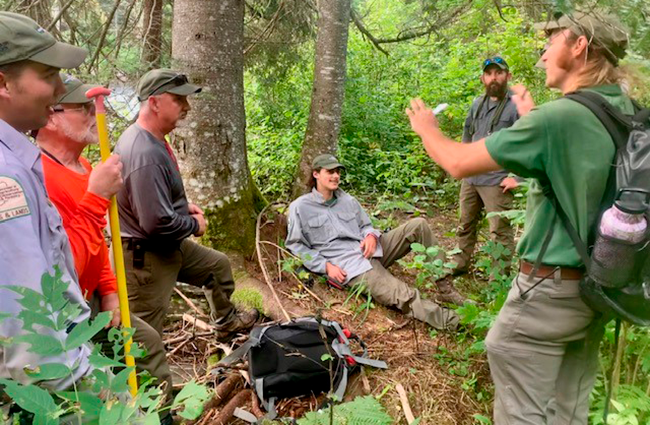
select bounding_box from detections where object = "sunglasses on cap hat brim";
[483,57,508,70]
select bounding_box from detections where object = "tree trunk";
[142,0,163,68]
[19,0,52,28]
[171,0,263,255]
[292,0,351,197]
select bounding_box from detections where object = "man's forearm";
[420,130,500,179]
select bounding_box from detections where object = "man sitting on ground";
[286,154,462,331]
[36,76,174,420]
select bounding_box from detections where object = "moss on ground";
[230,287,265,314]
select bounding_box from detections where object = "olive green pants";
[485,271,605,424]
[348,218,459,330]
[122,238,236,336]
[453,181,514,272]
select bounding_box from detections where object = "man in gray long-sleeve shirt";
[115,69,258,340]
[287,154,461,330]
[452,56,520,276]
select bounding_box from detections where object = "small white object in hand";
[432,103,449,116]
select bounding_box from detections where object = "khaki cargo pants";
[453,181,515,272]
[485,270,605,424]
[348,218,459,330]
[122,238,236,336]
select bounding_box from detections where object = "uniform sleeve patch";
[0,176,31,223]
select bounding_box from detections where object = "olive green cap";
[0,12,87,68]
[312,154,345,170]
[533,10,628,63]
[57,74,99,104]
[137,68,202,101]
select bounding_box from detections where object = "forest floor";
[162,205,494,424]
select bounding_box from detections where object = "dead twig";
[396,383,416,424]
[174,287,209,318]
[182,313,214,332]
[256,206,291,321]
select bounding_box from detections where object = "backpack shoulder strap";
[565,90,632,150]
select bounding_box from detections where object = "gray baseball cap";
[312,154,345,170]
[0,12,87,68]
[534,10,628,63]
[137,68,202,101]
[57,75,99,104]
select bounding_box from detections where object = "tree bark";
[142,0,163,68]
[172,0,263,255]
[292,0,351,197]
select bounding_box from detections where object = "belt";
[520,260,584,280]
[122,237,179,252]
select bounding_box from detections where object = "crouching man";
[36,76,174,421]
[287,154,461,331]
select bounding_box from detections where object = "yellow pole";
[86,88,138,396]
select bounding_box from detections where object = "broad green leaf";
[473,413,492,424]
[88,368,110,393]
[33,414,59,425]
[110,366,135,394]
[98,399,125,425]
[89,351,126,369]
[56,302,82,331]
[56,391,103,419]
[172,381,210,420]
[24,363,71,380]
[65,312,111,351]
[17,310,57,332]
[40,268,68,311]
[411,243,426,253]
[3,285,49,315]
[14,334,64,356]
[0,379,59,416]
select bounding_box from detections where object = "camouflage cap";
[533,10,628,63]
[137,68,202,101]
[0,12,86,68]
[312,154,345,170]
[57,75,99,104]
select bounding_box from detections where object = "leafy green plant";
[297,395,393,425]
[343,281,375,324]
[398,243,458,289]
[0,269,210,424]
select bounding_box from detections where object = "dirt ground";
[162,204,493,424]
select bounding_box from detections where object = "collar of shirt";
[310,187,341,206]
[0,119,40,171]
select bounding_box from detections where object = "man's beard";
[486,81,507,98]
[61,122,99,145]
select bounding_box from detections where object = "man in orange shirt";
[36,76,174,422]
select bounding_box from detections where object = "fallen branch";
[182,313,214,332]
[256,206,291,322]
[174,287,209,318]
[215,374,243,405]
[396,383,416,424]
[251,391,264,418]
[213,389,253,425]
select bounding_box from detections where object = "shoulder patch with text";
[0,176,31,223]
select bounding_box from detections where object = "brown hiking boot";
[435,277,470,306]
[214,308,260,341]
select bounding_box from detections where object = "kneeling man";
[287,154,462,330]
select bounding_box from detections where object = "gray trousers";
[348,218,459,330]
[485,270,605,424]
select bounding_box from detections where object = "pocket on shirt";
[307,215,331,244]
[337,212,359,234]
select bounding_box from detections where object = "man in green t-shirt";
[406,10,631,424]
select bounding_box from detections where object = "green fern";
[297,396,393,425]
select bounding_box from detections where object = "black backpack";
[215,317,387,421]
[535,90,650,326]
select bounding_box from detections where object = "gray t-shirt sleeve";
[126,164,198,241]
